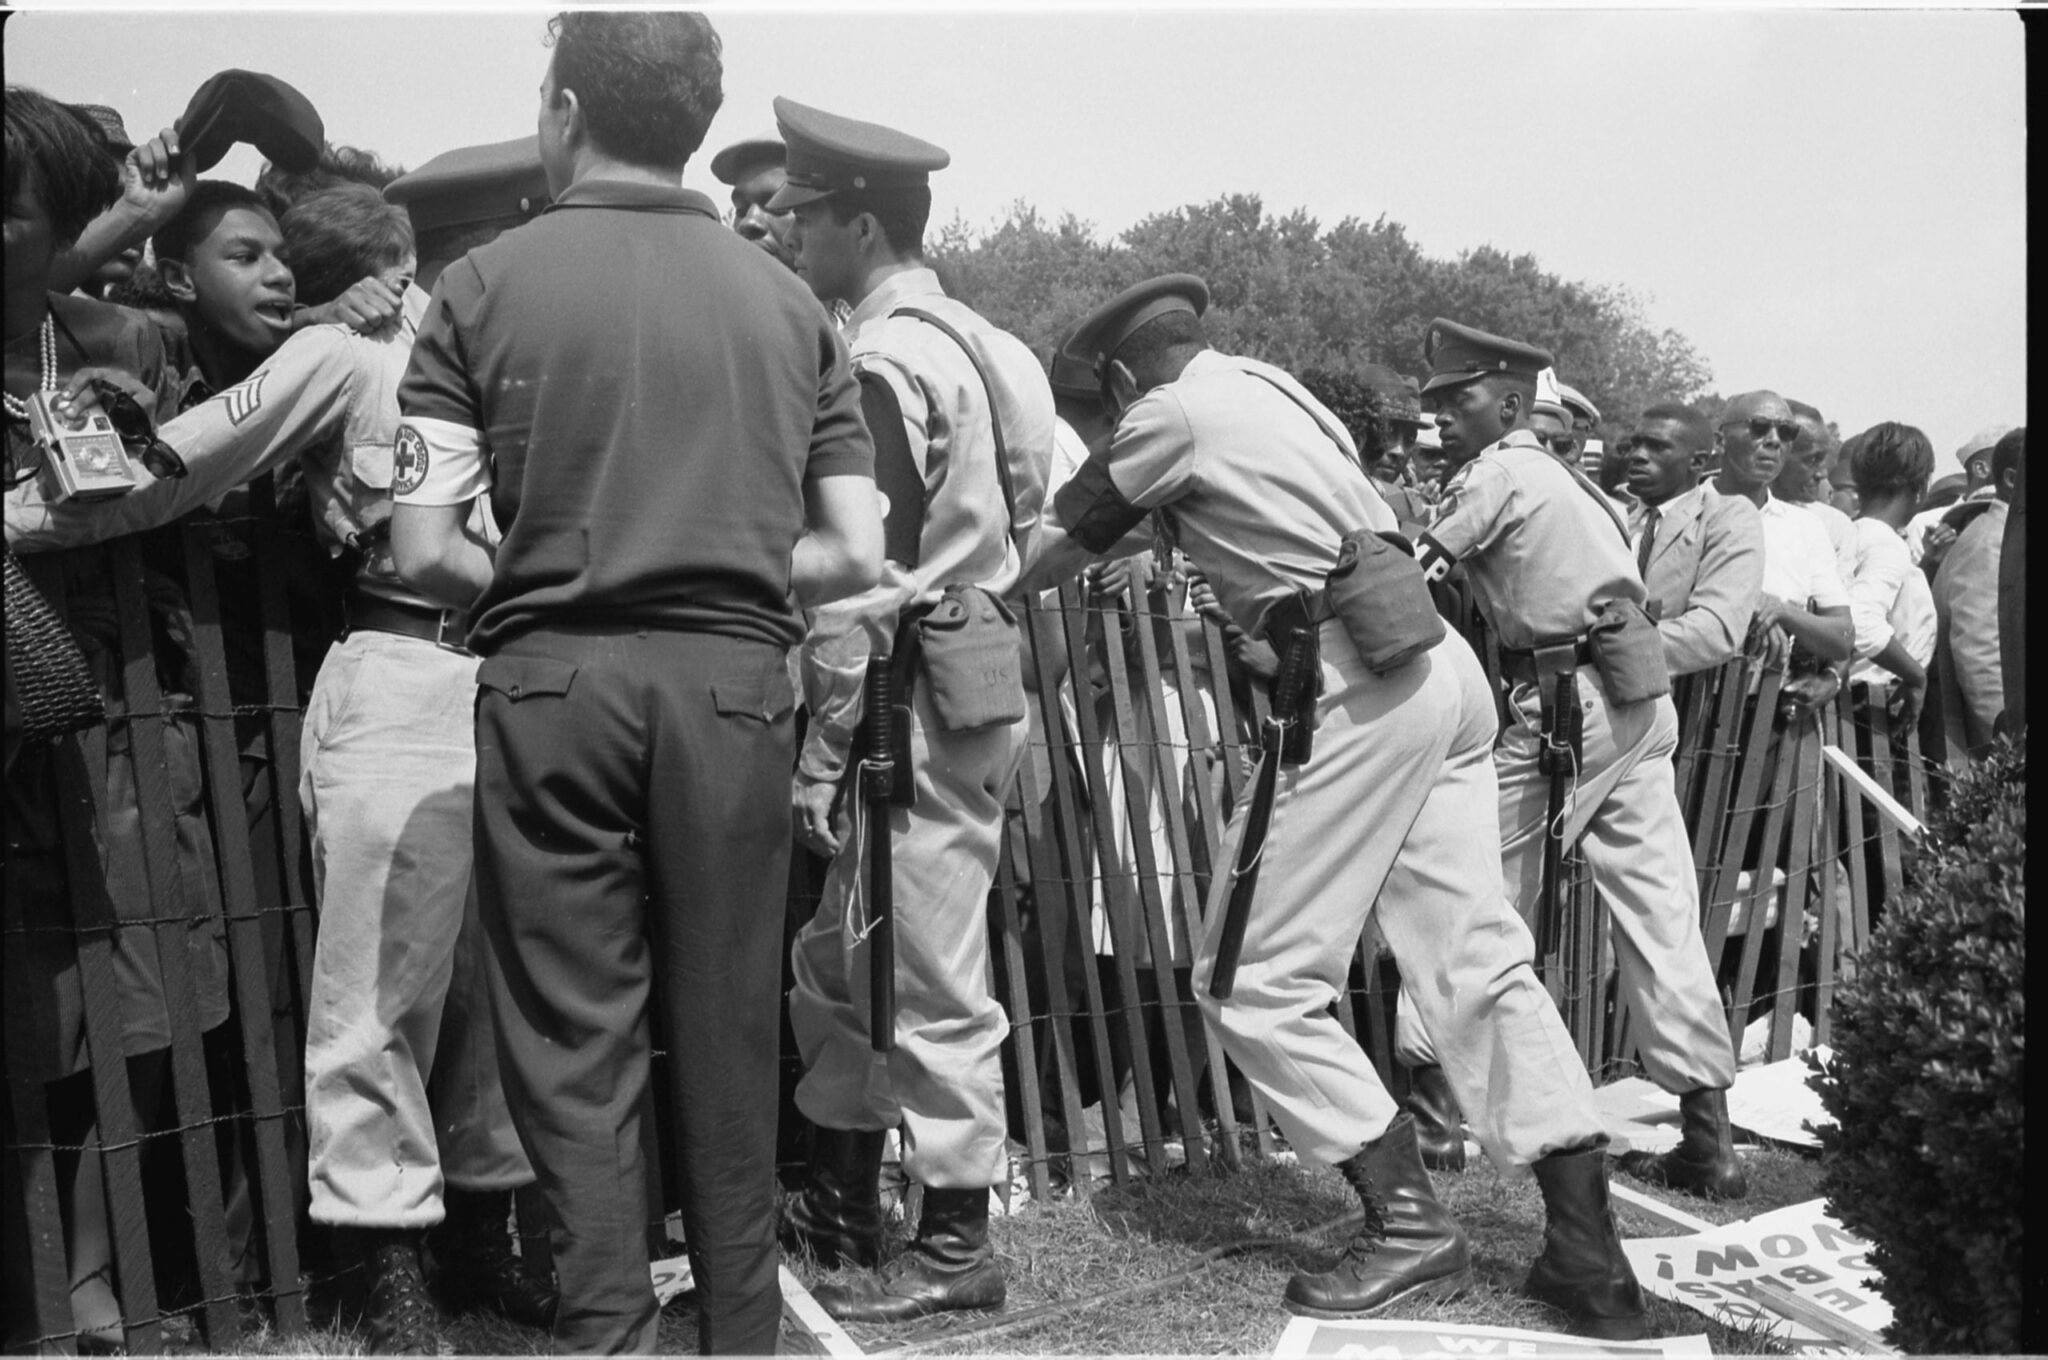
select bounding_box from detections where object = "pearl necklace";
[3,316,58,424]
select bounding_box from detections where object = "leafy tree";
[932,194,1712,427]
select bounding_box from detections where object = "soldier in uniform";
[709,132,796,268]
[385,136,551,294]
[389,15,882,1352]
[769,97,1053,1325]
[1020,278,1646,1340]
[1399,319,1746,1202]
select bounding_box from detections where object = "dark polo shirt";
[397,179,872,653]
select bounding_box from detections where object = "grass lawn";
[221,1135,1819,1355]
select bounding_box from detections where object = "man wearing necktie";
[1622,403,1766,678]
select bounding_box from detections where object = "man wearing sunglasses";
[1621,404,1764,679]
[1710,391,1854,683]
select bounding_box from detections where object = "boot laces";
[366,1247,437,1352]
[1339,1180,1390,1262]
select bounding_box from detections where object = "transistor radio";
[27,388,140,501]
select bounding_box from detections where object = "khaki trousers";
[300,629,529,1229]
[1194,624,1605,1170]
[789,686,1025,1190]
[1395,670,1736,1095]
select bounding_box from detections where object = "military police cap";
[1556,380,1601,424]
[1420,318,1554,395]
[1058,275,1210,379]
[383,136,551,234]
[1047,319,1103,403]
[764,97,949,212]
[176,69,325,174]
[709,133,784,187]
[1356,363,1423,425]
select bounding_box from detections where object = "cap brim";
[1419,370,1482,395]
[710,137,784,186]
[764,181,833,213]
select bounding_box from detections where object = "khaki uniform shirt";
[9,288,494,611]
[1427,428,1642,652]
[798,268,1054,780]
[1096,348,1391,636]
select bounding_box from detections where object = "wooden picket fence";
[2,522,1944,1352]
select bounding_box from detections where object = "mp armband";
[1053,457,1149,555]
[1415,531,1458,585]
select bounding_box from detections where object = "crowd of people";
[4,11,2025,1357]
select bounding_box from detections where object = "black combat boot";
[337,1227,440,1356]
[781,1127,888,1269]
[425,1187,558,1330]
[811,1187,1005,1324]
[1616,1087,1748,1200]
[1523,1144,1648,1340]
[1283,1114,1473,1317]
[1400,1064,1468,1172]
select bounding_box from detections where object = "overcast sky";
[8,5,2027,468]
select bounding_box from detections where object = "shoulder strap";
[890,305,1022,553]
[1558,457,1630,544]
[1237,365,1371,482]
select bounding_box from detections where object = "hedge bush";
[1813,739,2025,1352]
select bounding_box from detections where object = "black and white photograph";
[2,3,2028,1356]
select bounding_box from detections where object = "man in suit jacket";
[1622,403,1765,678]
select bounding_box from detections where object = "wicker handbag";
[4,549,106,743]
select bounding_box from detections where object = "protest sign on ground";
[1723,1048,1833,1149]
[1272,1316,1709,1358]
[1621,1198,1893,1354]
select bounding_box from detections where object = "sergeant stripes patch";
[223,373,266,426]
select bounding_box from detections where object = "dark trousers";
[472,628,793,1355]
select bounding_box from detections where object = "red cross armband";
[1415,531,1457,585]
[1053,456,1150,555]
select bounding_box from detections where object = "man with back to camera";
[766,95,1054,1326]
[1020,280,1649,1340]
[1394,320,1746,1205]
[388,14,883,1352]
[1621,402,1765,679]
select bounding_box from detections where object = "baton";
[862,656,897,1053]
[1208,624,1317,1001]
[1534,667,1580,972]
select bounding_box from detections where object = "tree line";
[931,194,1715,437]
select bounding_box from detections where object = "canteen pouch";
[1587,597,1670,704]
[917,584,1027,732]
[1324,527,1445,674]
